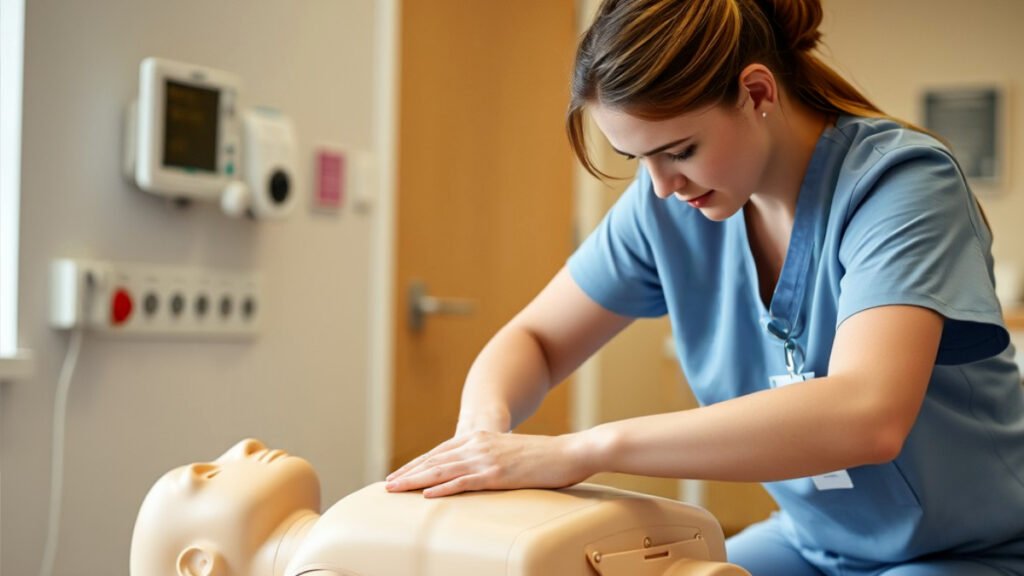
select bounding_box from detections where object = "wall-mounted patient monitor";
[124,57,243,202]
[125,57,297,219]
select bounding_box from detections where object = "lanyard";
[764,316,805,377]
[783,338,805,377]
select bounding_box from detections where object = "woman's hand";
[452,407,511,437]
[384,430,597,498]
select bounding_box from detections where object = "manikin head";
[130,439,320,576]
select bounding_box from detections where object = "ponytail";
[568,0,933,179]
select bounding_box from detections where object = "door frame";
[366,0,399,484]
[366,0,599,483]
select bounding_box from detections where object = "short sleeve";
[568,171,667,317]
[837,148,1009,365]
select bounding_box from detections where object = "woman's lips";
[685,189,714,208]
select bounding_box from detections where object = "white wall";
[821,0,1024,273]
[1,1,379,575]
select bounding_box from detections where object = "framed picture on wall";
[922,86,1006,189]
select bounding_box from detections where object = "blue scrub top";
[568,115,1024,564]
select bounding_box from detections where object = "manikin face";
[589,100,770,221]
[130,438,320,576]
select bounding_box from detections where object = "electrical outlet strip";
[50,258,261,339]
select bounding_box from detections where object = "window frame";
[0,0,32,379]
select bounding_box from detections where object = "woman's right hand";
[386,268,632,491]
[384,429,596,497]
[385,407,511,484]
[453,406,512,437]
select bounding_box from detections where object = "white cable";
[40,273,91,576]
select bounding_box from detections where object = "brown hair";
[567,0,922,178]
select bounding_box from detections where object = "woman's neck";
[750,96,831,220]
[251,510,321,576]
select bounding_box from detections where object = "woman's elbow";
[860,418,911,464]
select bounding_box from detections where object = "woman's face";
[589,100,770,221]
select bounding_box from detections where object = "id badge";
[769,372,814,388]
[769,370,855,491]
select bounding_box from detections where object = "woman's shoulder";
[828,115,964,200]
[832,115,954,170]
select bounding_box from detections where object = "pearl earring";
[762,111,767,119]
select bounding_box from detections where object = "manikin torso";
[130,439,748,576]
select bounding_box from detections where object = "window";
[0,0,30,377]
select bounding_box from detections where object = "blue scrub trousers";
[726,515,1023,575]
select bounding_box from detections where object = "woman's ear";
[177,545,224,576]
[737,63,778,116]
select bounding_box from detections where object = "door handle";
[408,280,477,332]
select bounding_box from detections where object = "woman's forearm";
[457,268,633,435]
[576,374,905,482]
[458,324,555,433]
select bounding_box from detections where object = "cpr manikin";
[130,439,749,576]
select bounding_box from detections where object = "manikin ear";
[176,545,225,576]
[737,63,778,117]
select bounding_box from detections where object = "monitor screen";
[163,80,220,172]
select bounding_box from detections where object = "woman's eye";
[669,145,697,162]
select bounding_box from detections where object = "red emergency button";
[111,288,134,326]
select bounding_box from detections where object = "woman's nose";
[645,160,685,199]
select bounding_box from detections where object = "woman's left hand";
[384,430,595,498]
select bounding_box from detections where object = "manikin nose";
[188,463,220,479]
[218,438,267,462]
[179,462,221,490]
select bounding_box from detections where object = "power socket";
[50,258,261,339]
[50,259,109,329]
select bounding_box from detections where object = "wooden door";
[391,1,577,471]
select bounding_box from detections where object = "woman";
[386,0,1024,574]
